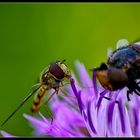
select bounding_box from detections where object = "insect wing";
[1,83,41,127]
[107,48,113,57]
[131,43,140,54]
[116,39,129,49]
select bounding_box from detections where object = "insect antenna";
[60,59,66,64]
[133,82,140,96]
[1,83,42,127]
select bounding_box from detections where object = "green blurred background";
[0,3,140,136]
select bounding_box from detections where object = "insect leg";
[60,81,70,87]
[60,59,66,64]
[44,90,58,124]
[58,81,76,99]
[59,88,76,100]
[127,81,140,96]
[126,90,133,101]
[45,90,57,105]
[45,108,54,124]
[100,92,119,104]
[135,81,140,92]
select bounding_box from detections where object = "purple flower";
[22,60,140,137]
[23,61,93,137]
[0,130,17,138]
[1,59,140,137]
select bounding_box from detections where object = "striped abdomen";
[31,85,49,113]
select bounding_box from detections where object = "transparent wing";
[116,39,129,49]
[129,39,140,53]
[1,83,41,127]
[134,42,140,45]
[107,48,113,57]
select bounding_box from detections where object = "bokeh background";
[0,3,140,136]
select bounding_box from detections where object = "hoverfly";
[94,39,140,101]
[1,60,71,127]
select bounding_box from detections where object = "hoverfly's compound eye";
[49,62,65,79]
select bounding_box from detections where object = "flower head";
[1,59,140,137]
[23,61,93,137]
[21,60,140,137]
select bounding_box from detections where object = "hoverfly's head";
[58,60,71,79]
[94,63,129,90]
[49,60,71,80]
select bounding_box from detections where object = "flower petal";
[107,100,115,132]
[74,61,92,88]
[70,78,86,119]
[118,98,125,133]
[133,107,139,136]
[70,78,79,99]
[96,90,108,112]
[0,130,16,138]
[92,69,98,99]
[86,99,97,135]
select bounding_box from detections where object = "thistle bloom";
[1,60,140,137]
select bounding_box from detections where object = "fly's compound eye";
[108,67,129,90]
[49,62,65,79]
